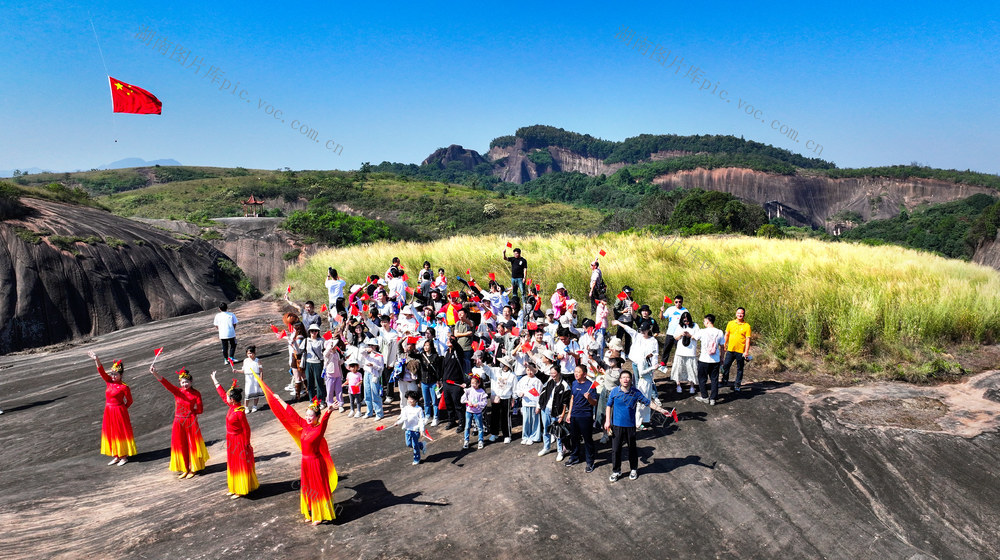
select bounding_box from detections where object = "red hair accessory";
[176,368,191,381]
[229,378,239,392]
[111,359,124,371]
[308,397,322,413]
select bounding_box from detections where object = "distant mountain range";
[0,157,181,178]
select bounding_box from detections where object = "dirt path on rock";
[1,301,998,559]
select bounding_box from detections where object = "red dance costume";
[159,378,209,473]
[294,408,336,522]
[214,385,260,495]
[97,364,137,457]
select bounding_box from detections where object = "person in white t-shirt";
[693,314,726,405]
[670,311,699,394]
[325,267,347,317]
[213,302,239,366]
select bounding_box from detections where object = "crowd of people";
[82,245,753,526]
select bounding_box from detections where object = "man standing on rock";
[213,302,239,365]
[503,246,528,303]
[721,307,752,392]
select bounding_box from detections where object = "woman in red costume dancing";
[87,351,137,466]
[150,365,209,478]
[210,372,259,498]
[253,371,338,525]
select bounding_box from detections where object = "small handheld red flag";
[320,304,328,312]
[488,272,496,281]
[270,324,280,334]
[534,283,540,290]
[423,429,435,442]
[333,314,344,324]
[525,277,532,286]
[403,273,409,281]
[375,425,386,431]
[671,408,680,422]
[154,347,164,356]
[631,301,639,311]
[322,331,333,340]
[466,269,471,276]
[406,336,420,345]
[664,296,673,304]
[617,291,627,301]
[528,387,540,397]
[506,241,512,248]
[449,290,460,299]
[511,327,520,336]
[350,305,360,317]
[438,392,447,410]
[286,285,292,294]
[405,286,415,295]
[227,357,236,368]
[109,77,162,114]
[590,380,599,390]
[526,321,537,330]
[599,249,607,257]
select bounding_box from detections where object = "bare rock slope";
[0,198,247,354]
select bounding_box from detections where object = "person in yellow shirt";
[721,307,752,391]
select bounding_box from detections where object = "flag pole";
[88,14,117,141]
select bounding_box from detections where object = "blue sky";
[1,1,998,174]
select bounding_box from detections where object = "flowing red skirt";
[226,434,259,494]
[300,455,335,521]
[100,403,137,457]
[169,416,209,473]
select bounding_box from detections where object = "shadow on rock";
[6,395,67,413]
[339,479,447,522]
[643,454,716,475]
[248,479,301,500]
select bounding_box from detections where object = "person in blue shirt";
[564,365,598,472]
[604,370,668,482]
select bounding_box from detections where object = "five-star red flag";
[528,387,540,397]
[599,249,607,257]
[153,347,163,356]
[671,408,680,422]
[320,304,328,312]
[488,272,496,281]
[664,296,673,304]
[506,241,512,248]
[109,77,162,114]
[631,301,639,311]
[322,331,333,340]
[617,291,628,301]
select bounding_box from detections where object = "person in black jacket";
[538,365,570,461]
[441,338,467,432]
[418,340,442,426]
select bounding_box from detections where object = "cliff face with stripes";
[0,198,248,354]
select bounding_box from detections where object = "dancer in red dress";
[210,372,260,498]
[87,351,137,466]
[150,365,209,478]
[254,371,338,525]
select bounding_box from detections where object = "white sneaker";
[117,458,128,466]
[477,441,484,449]
[384,396,393,404]
[462,440,469,449]
[629,470,638,480]
[338,406,345,413]
[525,439,534,445]
[538,447,551,457]
[107,457,119,466]
[556,451,564,462]
[503,437,511,444]
[431,418,439,427]
[709,399,716,406]
[694,396,708,404]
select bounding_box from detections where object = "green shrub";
[200,229,223,240]
[282,209,393,246]
[283,248,302,261]
[214,257,261,300]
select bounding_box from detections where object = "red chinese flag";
[109,77,162,114]
[270,324,280,334]
[406,336,420,345]
[227,357,236,367]
[525,277,531,286]
[599,249,607,257]
[423,429,435,442]
[671,408,680,422]
[472,295,481,303]
[483,309,493,320]
[664,296,673,304]
[286,285,292,294]
[438,392,447,410]
[375,425,385,431]
[617,291,627,301]
[322,331,333,340]
[534,283,540,290]
[153,347,164,356]
[526,321,537,330]
[488,272,496,281]
[511,327,520,336]
[449,290,460,299]
[350,305,360,317]
[631,301,639,311]
[466,269,471,276]
[403,273,409,281]
[333,314,344,324]
[594,321,603,329]
[590,380,599,390]
[506,241,512,248]
[405,286,415,295]
[278,331,287,339]
[320,304,328,312]
[587,326,594,336]
[528,387,539,397]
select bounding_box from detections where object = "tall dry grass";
[282,233,1000,379]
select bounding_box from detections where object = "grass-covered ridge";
[286,233,1000,381]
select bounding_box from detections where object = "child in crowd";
[394,390,427,464]
[345,358,364,417]
[237,346,263,412]
[461,372,489,449]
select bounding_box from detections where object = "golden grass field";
[283,232,1000,381]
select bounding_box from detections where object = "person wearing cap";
[304,324,327,405]
[345,357,364,417]
[209,372,259,499]
[360,338,385,419]
[396,305,418,336]
[503,246,528,302]
[325,268,347,316]
[588,260,607,314]
[149,365,208,479]
[613,286,637,354]
[538,365,569,460]
[550,283,569,320]
[612,318,660,429]
[659,295,687,370]
[483,355,517,443]
[721,307,752,391]
[637,305,660,336]
[87,351,137,466]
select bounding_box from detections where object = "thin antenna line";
[88,13,117,141]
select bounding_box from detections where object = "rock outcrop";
[0,198,249,354]
[487,137,626,183]
[205,217,320,293]
[973,231,1000,270]
[652,168,998,228]
[421,144,487,171]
